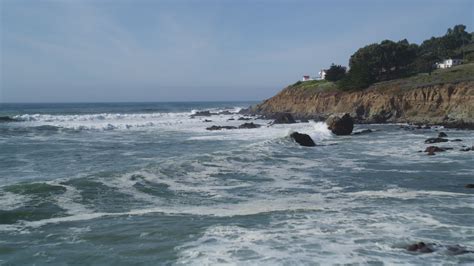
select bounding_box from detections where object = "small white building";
[436,59,462,69]
[318,69,326,80]
[302,75,312,81]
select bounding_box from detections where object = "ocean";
[0,102,473,265]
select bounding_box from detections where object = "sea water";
[0,102,473,265]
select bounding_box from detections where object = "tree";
[324,64,347,82]
[345,39,418,86]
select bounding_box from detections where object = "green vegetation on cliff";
[289,62,474,92]
[323,24,473,91]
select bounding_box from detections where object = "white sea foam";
[0,191,29,211]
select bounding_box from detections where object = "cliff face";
[251,81,474,124]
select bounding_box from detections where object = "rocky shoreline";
[245,81,474,129]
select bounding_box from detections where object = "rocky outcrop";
[290,132,316,147]
[326,113,354,135]
[271,113,296,124]
[238,122,261,129]
[250,81,474,125]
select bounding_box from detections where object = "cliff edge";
[251,64,474,125]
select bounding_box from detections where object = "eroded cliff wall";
[251,81,474,124]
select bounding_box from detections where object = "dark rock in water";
[450,139,462,142]
[438,132,448,138]
[352,129,373,135]
[299,119,309,123]
[326,113,354,135]
[465,184,474,188]
[424,137,449,144]
[406,242,435,253]
[227,118,235,121]
[238,117,251,121]
[424,146,447,153]
[203,119,212,122]
[446,245,472,255]
[441,121,474,130]
[218,110,233,115]
[0,116,17,122]
[238,108,250,115]
[191,111,213,118]
[290,132,316,147]
[206,125,237,131]
[272,113,296,124]
[238,122,261,129]
[460,147,472,151]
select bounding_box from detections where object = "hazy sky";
[1,0,473,102]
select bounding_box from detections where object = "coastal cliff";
[251,65,474,125]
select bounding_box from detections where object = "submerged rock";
[465,184,474,188]
[406,242,473,255]
[424,137,449,144]
[0,116,17,122]
[438,132,448,138]
[290,132,316,147]
[326,113,354,135]
[272,113,296,124]
[238,117,252,121]
[218,110,233,115]
[424,146,447,153]
[191,111,213,118]
[450,139,463,142]
[203,119,212,122]
[406,242,435,253]
[206,125,237,131]
[238,122,261,129]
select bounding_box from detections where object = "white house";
[436,59,462,69]
[301,69,328,82]
[318,69,326,80]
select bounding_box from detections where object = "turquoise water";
[0,102,473,265]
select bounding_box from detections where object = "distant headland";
[247,25,474,128]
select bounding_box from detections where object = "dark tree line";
[324,24,473,90]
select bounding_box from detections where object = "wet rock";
[218,110,233,115]
[238,117,252,121]
[460,147,472,151]
[227,118,235,121]
[465,184,474,188]
[238,122,261,129]
[371,110,393,123]
[406,242,435,253]
[203,119,212,123]
[299,119,309,123]
[206,125,237,131]
[0,116,17,122]
[424,137,449,144]
[450,139,462,142]
[272,113,296,124]
[424,146,447,155]
[441,121,474,130]
[446,245,472,255]
[191,111,213,118]
[438,132,448,138]
[290,132,316,147]
[326,113,354,135]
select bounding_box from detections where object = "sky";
[1,0,473,103]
